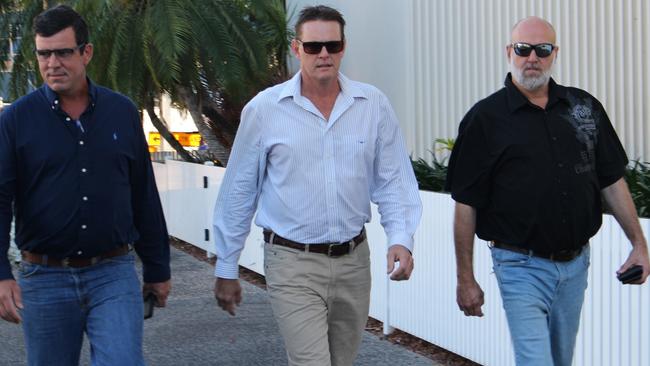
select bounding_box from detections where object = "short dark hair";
[33,4,89,46]
[295,5,345,40]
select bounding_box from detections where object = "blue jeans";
[17,253,145,366]
[491,245,590,366]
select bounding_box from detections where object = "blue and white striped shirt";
[213,72,422,279]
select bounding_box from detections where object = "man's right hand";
[456,279,484,317]
[0,279,22,324]
[214,277,242,316]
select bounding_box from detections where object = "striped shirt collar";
[277,71,367,103]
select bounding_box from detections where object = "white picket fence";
[153,160,650,366]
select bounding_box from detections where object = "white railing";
[153,160,650,366]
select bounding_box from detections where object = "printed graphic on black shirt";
[561,93,600,174]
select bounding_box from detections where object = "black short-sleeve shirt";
[446,74,628,253]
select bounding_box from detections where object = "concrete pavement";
[0,247,436,365]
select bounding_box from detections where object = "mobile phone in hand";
[617,265,643,284]
[144,293,156,319]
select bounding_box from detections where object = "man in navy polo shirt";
[0,5,170,365]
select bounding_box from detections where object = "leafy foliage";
[1,0,291,164]
[624,160,650,218]
[411,139,453,193]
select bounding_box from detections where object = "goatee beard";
[510,61,553,91]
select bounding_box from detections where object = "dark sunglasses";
[511,42,555,58]
[35,43,86,60]
[298,40,344,54]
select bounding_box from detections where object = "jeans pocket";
[103,253,135,266]
[18,262,41,279]
[491,247,532,266]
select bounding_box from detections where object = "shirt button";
[82,196,88,201]
[81,225,87,230]
[561,191,568,196]
[557,163,564,168]
[79,140,84,145]
[66,117,71,121]
[77,250,82,255]
[552,136,558,141]
[81,168,87,173]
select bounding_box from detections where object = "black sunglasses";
[298,40,344,55]
[511,42,555,58]
[35,43,86,60]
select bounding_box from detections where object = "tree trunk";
[176,86,231,165]
[144,99,196,163]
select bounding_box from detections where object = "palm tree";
[1,0,291,164]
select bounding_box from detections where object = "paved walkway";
[0,247,436,365]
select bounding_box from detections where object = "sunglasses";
[511,42,555,58]
[298,40,344,55]
[35,44,86,61]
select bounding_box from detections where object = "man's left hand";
[387,245,414,281]
[617,245,650,285]
[143,280,172,307]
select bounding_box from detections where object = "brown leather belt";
[21,245,131,268]
[491,241,583,262]
[263,229,366,257]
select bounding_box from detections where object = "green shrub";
[624,160,650,218]
[410,139,453,193]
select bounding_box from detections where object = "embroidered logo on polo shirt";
[561,94,600,175]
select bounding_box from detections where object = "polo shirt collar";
[43,77,98,111]
[505,72,569,112]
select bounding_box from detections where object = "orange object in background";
[148,132,201,148]
[148,132,162,146]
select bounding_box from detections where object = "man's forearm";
[454,202,478,283]
[602,178,647,247]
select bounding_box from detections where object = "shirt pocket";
[337,135,370,179]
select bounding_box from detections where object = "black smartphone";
[143,293,156,319]
[617,265,643,284]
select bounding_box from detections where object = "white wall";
[287,0,650,162]
[154,160,650,366]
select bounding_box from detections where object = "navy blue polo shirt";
[0,80,170,282]
[446,74,628,254]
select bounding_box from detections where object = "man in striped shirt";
[212,5,422,366]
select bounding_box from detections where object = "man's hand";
[214,278,242,316]
[617,245,650,285]
[0,279,22,324]
[457,279,484,317]
[387,245,414,281]
[143,280,171,307]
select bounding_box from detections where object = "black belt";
[263,229,366,257]
[21,245,131,268]
[491,241,583,262]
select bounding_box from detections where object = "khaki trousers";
[264,239,371,366]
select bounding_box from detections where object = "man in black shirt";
[0,5,170,365]
[447,16,649,366]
